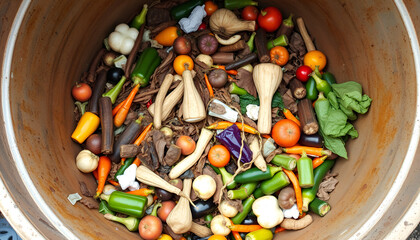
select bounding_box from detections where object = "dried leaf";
[152,130,167,163]
[236,68,257,98]
[289,32,307,57]
[79,181,93,197]
[164,144,182,166]
[120,144,141,158]
[79,197,99,209]
[317,172,339,201]
[282,90,298,114]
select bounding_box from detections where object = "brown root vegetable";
[211,52,235,65]
[208,69,228,88]
[280,214,313,230]
[85,133,101,155]
[103,52,117,66]
[210,9,255,37]
[278,186,296,209]
[297,98,319,135]
[218,40,246,52]
[173,36,192,55]
[198,35,219,55]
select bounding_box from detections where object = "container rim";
[0,0,419,239]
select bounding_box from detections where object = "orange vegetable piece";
[173,55,194,75]
[270,46,289,66]
[304,50,327,71]
[204,1,218,16]
[154,26,180,46]
[208,145,231,167]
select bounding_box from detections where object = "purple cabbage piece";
[216,124,253,163]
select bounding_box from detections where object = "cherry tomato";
[204,1,218,16]
[296,65,313,82]
[208,145,230,167]
[173,55,194,75]
[71,83,92,102]
[304,50,327,71]
[198,22,207,30]
[257,6,282,32]
[271,119,301,147]
[241,6,259,21]
[176,135,196,155]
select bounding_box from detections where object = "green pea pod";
[306,77,318,101]
[297,151,314,188]
[234,165,283,184]
[100,191,147,218]
[322,72,337,86]
[131,47,161,87]
[245,229,273,240]
[231,195,256,224]
[170,0,204,20]
[114,157,135,181]
[260,171,290,195]
[130,4,148,29]
[224,0,258,10]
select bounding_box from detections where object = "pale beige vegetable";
[146,194,154,207]
[210,215,231,236]
[218,200,239,218]
[249,136,267,171]
[215,34,241,45]
[193,175,217,200]
[153,74,174,129]
[253,63,283,134]
[196,54,213,67]
[136,165,193,203]
[166,179,193,234]
[252,195,284,229]
[102,184,117,195]
[182,70,206,122]
[189,222,212,237]
[210,9,255,37]
[76,149,99,173]
[296,18,316,52]
[108,23,139,55]
[148,75,184,121]
[160,126,173,138]
[240,64,253,73]
[280,214,313,230]
[169,128,214,179]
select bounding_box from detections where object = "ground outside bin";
[0,0,419,239]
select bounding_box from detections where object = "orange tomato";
[154,26,180,46]
[173,55,194,75]
[176,135,196,155]
[204,1,218,16]
[270,46,289,66]
[158,234,173,240]
[271,119,301,147]
[303,50,327,71]
[208,145,230,167]
[208,235,227,240]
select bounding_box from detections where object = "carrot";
[213,65,238,75]
[133,157,141,167]
[204,73,214,98]
[274,227,286,233]
[283,169,302,215]
[112,99,126,116]
[261,134,271,139]
[108,179,119,186]
[126,188,154,196]
[312,155,328,169]
[283,146,331,157]
[121,122,153,164]
[232,231,243,240]
[283,108,301,127]
[228,224,262,232]
[206,121,259,134]
[114,84,140,127]
[94,156,112,198]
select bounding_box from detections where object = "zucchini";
[309,197,331,217]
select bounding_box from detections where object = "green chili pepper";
[231,195,255,224]
[219,167,237,190]
[99,200,115,215]
[229,82,249,96]
[131,47,161,87]
[252,188,264,199]
[227,182,258,200]
[270,154,297,170]
[130,4,148,29]
[102,76,126,104]
[267,34,288,50]
[247,32,256,52]
[310,66,332,95]
[297,151,314,188]
[100,191,147,218]
[224,0,258,10]
[114,157,135,181]
[245,229,273,240]
[234,165,282,184]
[322,72,337,86]
[204,214,213,228]
[170,0,204,20]
[306,77,318,101]
[260,171,290,195]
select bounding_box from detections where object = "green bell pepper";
[227,182,258,200]
[100,191,147,218]
[260,171,290,195]
[114,157,135,181]
[131,47,161,87]
[224,0,258,10]
[102,76,126,104]
[297,151,314,188]
[170,0,204,20]
[306,77,318,101]
[231,195,255,224]
[234,165,282,184]
[130,4,148,29]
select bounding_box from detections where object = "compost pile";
[70,1,372,239]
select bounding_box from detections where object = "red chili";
[198,23,206,30]
[146,99,153,108]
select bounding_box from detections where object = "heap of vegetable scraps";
[70,0,372,239]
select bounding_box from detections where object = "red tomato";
[296,65,313,82]
[139,215,163,240]
[257,7,282,32]
[241,6,259,21]
[271,119,301,147]
[198,22,206,30]
[71,83,92,102]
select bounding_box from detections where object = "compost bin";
[0,0,419,239]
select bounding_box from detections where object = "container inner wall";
[5,0,418,239]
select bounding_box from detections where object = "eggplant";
[190,199,217,219]
[299,132,324,148]
[88,70,107,115]
[242,215,258,225]
[107,67,125,85]
[155,188,173,201]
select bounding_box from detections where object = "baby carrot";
[206,121,259,135]
[228,224,262,232]
[126,188,154,196]
[283,108,301,127]
[112,99,126,116]
[283,169,302,215]
[232,231,243,240]
[312,155,328,169]
[213,65,238,75]
[283,146,331,157]
[274,227,286,233]
[94,156,112,198]
[114,84,140,127]
[204,73,214,98]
